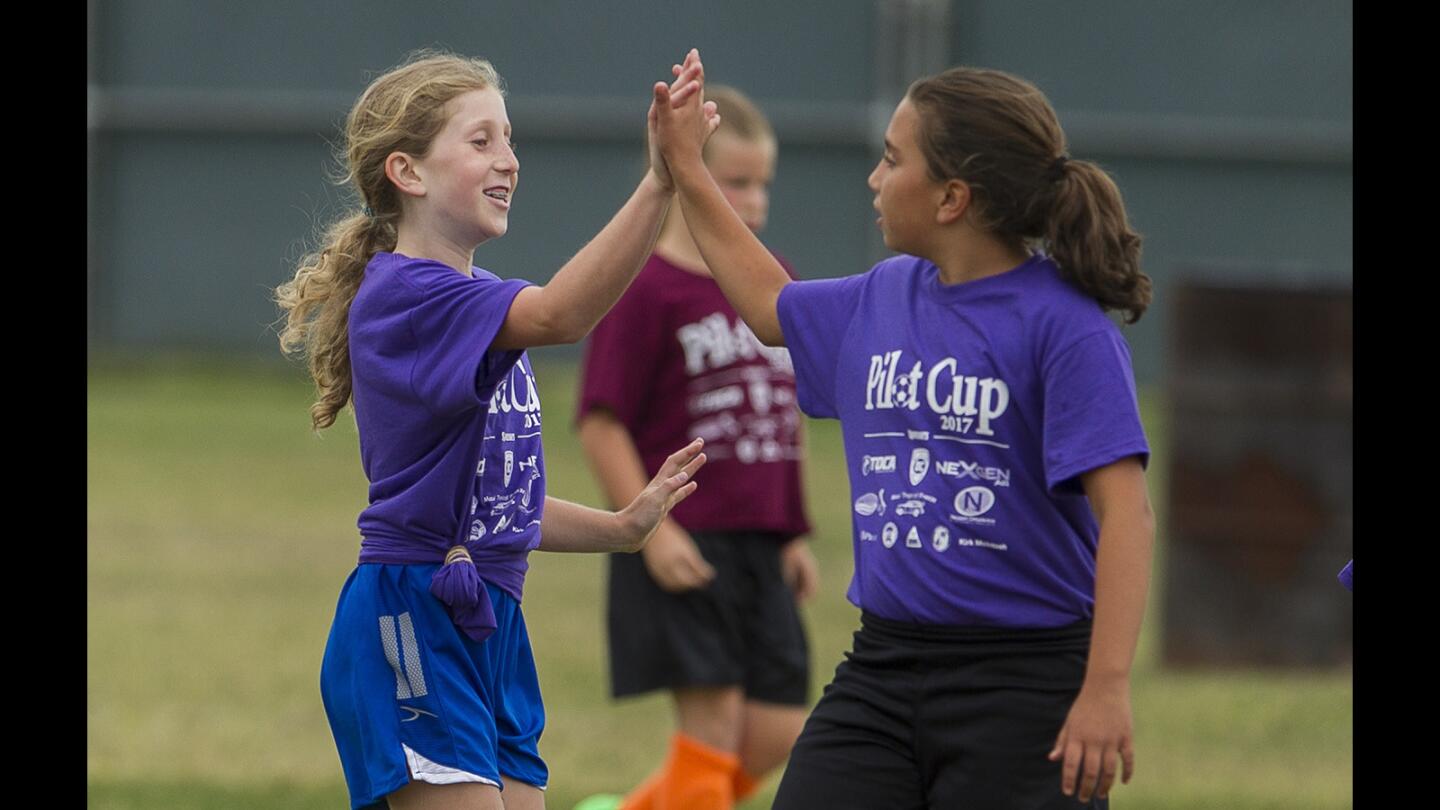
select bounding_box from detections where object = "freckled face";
[707,132,776,233]
[411,87,519,245]
[867,97,942,256]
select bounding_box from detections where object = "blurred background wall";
[86,0,1352,384]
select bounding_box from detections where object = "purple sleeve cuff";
[1338,559,1353,591]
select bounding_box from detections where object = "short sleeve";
[777,275,865,419]
[576,277,665,429]
[1042,329,1151,495]
[409,271,531,416]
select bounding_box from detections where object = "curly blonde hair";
[275,50,504,429]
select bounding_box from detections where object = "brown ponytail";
[1046,159,1149,323]
[907,67,1151,322]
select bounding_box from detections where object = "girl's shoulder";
[366,252,452,293]
[1034,260,1124,332]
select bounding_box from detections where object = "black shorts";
[773,613,1104,810]
[606,530,810,706]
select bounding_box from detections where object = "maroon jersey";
[577,252,811,539]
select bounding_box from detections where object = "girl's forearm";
[671,161,790,346]
[537,496,638,553]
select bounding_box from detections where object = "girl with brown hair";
[653,54,1155,809]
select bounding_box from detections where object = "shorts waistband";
[859,611,1092,650]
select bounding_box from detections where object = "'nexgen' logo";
[935,459,1011,487]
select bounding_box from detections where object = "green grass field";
[88,356,1351,809]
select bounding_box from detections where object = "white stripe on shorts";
[397,612,428,697]
[379,615,412,700]
[403,744,500,787]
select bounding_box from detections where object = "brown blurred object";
[1163,277,1352,667]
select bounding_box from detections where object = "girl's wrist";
[641,169,672,196]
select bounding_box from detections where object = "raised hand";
[648,48,721,191]
[617,438,707,552]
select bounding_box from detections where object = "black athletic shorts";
[606,530,810,706]
[773,612,1104,810]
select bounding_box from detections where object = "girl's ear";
[935,178,970,226]
[385,152,426,199]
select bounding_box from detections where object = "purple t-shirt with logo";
[777,253,1149,627]
[350,251,546,602]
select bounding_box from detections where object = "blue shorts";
[320,564,548,809]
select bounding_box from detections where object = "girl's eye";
[472,139,489,148]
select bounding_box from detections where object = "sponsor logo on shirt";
[888,491,938,504]
[905,526,922,548]
[935,459,1012,487]
[951,537,1009,551]
[862,455,897,475]
[865,351,1010,436]
[881,522,899,548]
[749,380,773,414]
[504,450,514,487]
[689,385,745,416]
[953,487,997,517]
[733,436,784,464]
[932,526,951,552]
[853,489,886,517]
[908,447,930,486]
[860,530,877,542]
[894,499,926,518]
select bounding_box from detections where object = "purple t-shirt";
[350,251,545,602]
[576,253,810,539]
[777,253,1149,627]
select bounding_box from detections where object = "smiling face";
[409,87,519,246]
[708,131,776,233]
[867,97,945,257]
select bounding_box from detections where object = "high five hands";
[648,48,721,192]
